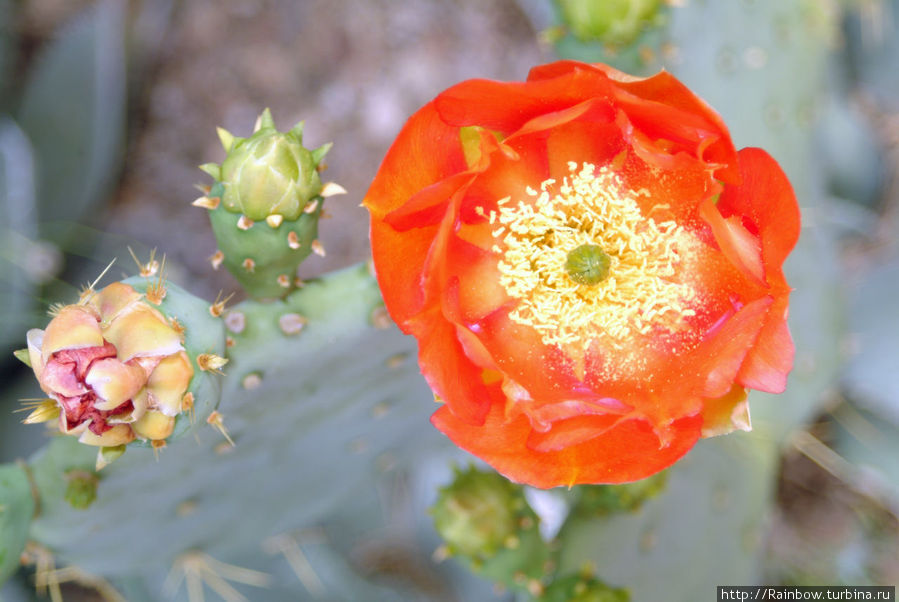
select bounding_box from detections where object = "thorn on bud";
[242,258,256,273]
[278,313,307,335]
[266,214,284,228]
[226,336,235,348]
[287,232,301,250]
[210,250,225,270]
[311,240,326,257]
[192,196,220,210]
[276,274,291,288]
[237,215,254,230]
[197,353,228,374]
[320,182,347,198]
[303,199,319,214]
[217,127,235,152]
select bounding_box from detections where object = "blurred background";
[1,0,898,599]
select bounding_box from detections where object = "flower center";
[564,244,611,285]
[489,161,699,357]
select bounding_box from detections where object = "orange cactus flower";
[24,282,193,450]
[364,61,800,488]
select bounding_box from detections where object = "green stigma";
[565,244,611,286]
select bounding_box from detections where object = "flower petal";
[736,296,793,393]
[434,68,612,135]
[409,307,491,425]
[717,147,801,285]
[41,306,102,362]
[26,328,45,381]
[131,410,175,441]
[699,384,750,438]
[696,296,773,398]
[364,102,467,328]
[699,197,766,286]
[88,282,142,326]
[103,304,183,362]
[147,351,194,416]
[85,358,147,410]
[78,423,135,447]
[432,389,703,488]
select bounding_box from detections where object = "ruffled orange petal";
[408,307,491,425]
[717,148,800,286]
[432,389,703,488]
[693,296,773,398]
[736,296,793,393]
[365,101,467,328]
[530,62,739,182]
[434,69,613,135]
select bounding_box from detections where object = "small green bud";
[431,466,551,592]
[539,573,630,602]
[573,471,667,516]
[432,466,521,558]
[64,470,98,510]
[556,0,663,47]
[216,109,329,221]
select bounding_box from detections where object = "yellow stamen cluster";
[490,161,698,355]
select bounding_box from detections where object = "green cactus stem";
[0,462,36,583]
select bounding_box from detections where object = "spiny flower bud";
[539,573,630,602]
[572,471,668,517]
[195,109,345,299]
[201,108,329,221]
[16,272,226,469]
[432,466,522,558]
[555,0,664,47]
[431,466,551,592]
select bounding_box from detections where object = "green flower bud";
[540,573,630,602]
[64,470,98,510]
[556,0,663,47]
[197,110,343,299]
[213,109,326,221]
[431,466,552,593]
[432,466,522,558]
[573,471,667,516]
